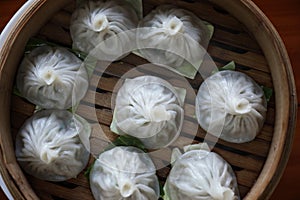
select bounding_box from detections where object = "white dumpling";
[164,145,240,200]
[111,76,184,149]
[196,70,267,143]
[16,45,89,109]
[15,110,91,181]
[137,5,212,78]
[90,146,160,200]
[70,0,139,59]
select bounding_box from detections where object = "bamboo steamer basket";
[0,0,297,199]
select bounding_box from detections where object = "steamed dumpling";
[164,145,240,200]
[70,0,139,59]
[16,45,89,109]
[111,76,184,149]
[196,70,267,143]
[137,5,213,78]
[90,146,160,200]
[15,110,91,181]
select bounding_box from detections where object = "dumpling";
[164,144,240,200]
[15,110,91,181]
[137,5,213,79]
[16,45,89,109]
[70,0,139,59]
[111,76,185,149]
[89,146,160,200]
[196,70,267,143]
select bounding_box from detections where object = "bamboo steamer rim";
[0,0,297,199]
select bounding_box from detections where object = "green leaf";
[212,61,236,74]
[84,160,95,180]
[159,181,165,198]
[175,60,202,79]
[105,135,147,152]
[220,61,236,71]
[25,38,57,53]
[163,183,170,200]
[204,21,215,39]
[26,37,88,60]
[34,105,43,113]
[261,86,273,102]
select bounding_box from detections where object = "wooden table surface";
[0,0,299,199]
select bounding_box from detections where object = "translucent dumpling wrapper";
[70,0,139,60]
[164,144,240,200]
[110,76,185,149]
[15,110,91,181]
[196,70,267,143]
[16,45,89,109]
[137,5,214,79]
[89,146,160,200]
